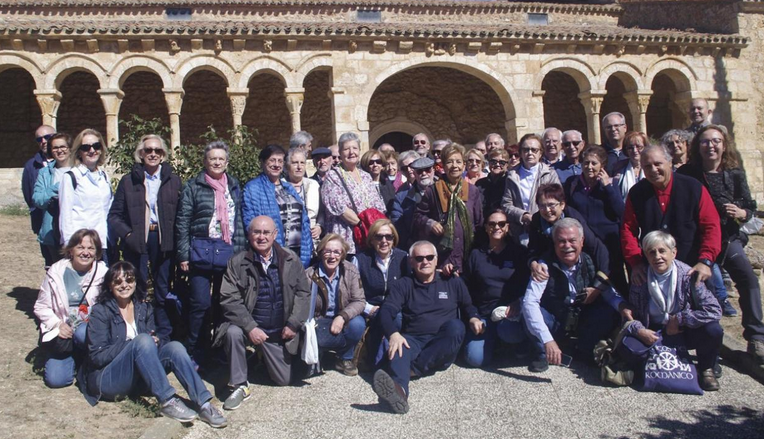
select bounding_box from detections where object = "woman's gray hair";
[134,134,169,163]
[285,146,307,166]
[552,217,584,240]
[641,230,677,252]
[660,129,693,147]
[398,150,420,166]
[338,132,361,152]
[640,143,673,163]
[203,140,229,161]
[289,131,313,149]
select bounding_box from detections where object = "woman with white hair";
[108,134,181,342]
[626,230,723,391]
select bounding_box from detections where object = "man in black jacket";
[372,241,482,414]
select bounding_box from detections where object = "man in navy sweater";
[372,241,482,414]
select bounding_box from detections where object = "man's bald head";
[248,215,278,255]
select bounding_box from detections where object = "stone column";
[227,88,249,129]
[98,89,125,145]
[284,87,305,134]
[162,88,185,151]
[328,86,348,145]
[33,90,62,128]
[578,91,606,144]
[625,91,653,133]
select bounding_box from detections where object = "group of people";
[20,96,764,419]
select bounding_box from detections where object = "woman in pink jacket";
[34,228,107,388]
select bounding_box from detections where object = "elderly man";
[372,241,481,414]
[621,144,721,288]
[542,127,563,165]
[215,215,311,410]
[523,218,629,372]
[553,130,585,184]
[412,133,430,156]
[687,98,713,135]
[22,124,55,241]
[391,156,435,249]
[602,112,629,175]
[290,130,315,175]
[310,146,333,185]
[485,133,504,153]
[431,139,449,177]
[378,143,396,155]
[328,144,341,169]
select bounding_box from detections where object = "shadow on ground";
[608,405,764,439]
[8,287,38,321]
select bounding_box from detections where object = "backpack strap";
[67,170,77,190]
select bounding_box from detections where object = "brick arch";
[598,61,644,91]
[108,55,173,89]
[43,54,107,90]
[0,54,43,89]
[175,55,237,88]
[644,58,697,93]
[536,57,597,92]
[238,56,293,89]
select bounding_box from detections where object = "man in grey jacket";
[215,215,311,410]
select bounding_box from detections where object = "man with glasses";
[391,156,435,250]
[328,144,341,169]
[216,215,311,409]
[23,125,55,246]
[412,133,431,156]
[602,112,629,175]
[553,130,585,184]
[687,98,713,135]
[310,146,333,185]
[542,127,564,165]
[371,240,481,414]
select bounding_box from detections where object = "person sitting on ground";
[522,218,629,372]
[462,210,530,367]
[81,261,227,428]
[305,234,367,376]
[214,216,311,410]
[34,228,107,388]
[372,240,481,414]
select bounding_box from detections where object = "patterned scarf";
[205,172,231,244]
[435,178,472,260]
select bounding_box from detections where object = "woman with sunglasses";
[80,261,227,427]
[108,135,181,343]
[612,131,648,201]
[475,148,511,219]
[355,219,411,366]
[33,132,73,268]
[361,149,396,212]
[305,234,367,376]
[462,210,530,367]
[59,129,113,264]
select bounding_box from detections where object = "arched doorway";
[646,71,689,138]
[541,71,588,141]
[0,68,41,167]
[373,132,413,152]
[181,70,232,145]
[119,71,170,128]
[601,75,635,130]
[242,73,290,147]
[57,71,106,140]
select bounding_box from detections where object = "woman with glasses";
[305,234,367,376]
[33,132,73,268]
[476,148,511,218]
[361,149,396,212]
[80,261,227,427]
[464,148,487,185]
[463,210,530,367]
[58,129,113,264]
[505,143,521,169]
[662,129,693,170]
[612,131,648,201]
[108,135,181,343]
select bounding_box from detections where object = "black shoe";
[713,362,723,379]
[372,370,409,414]
[529,356,549,373]
[335,359,359,377]
[721,300,738,317]
[699,369,720,391]
[748,340,764,364]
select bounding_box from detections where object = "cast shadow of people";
[8,287,39,321]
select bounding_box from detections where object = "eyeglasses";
[489,159,508,167]
[416,167,434,174]
[413,254,436,262]
[36,134,54,143]
[112,276,136,286]
[562,141,582,147]
[467,158,482,164]
[143,147,164,155]
[413,140,428,145]
[250,229,274,237]
[323,249,343,256]
[508,153,520,159]
[51,145,69,151]
[521,147,541,154]
[539,202,561,211]
[331,155,341,161]
[368,159,384,166]
[487,221,508,229]
[374,233,394,242]
[605,123,626,131]
[624,144,645,152]
[79,142,103,152]
[700,138,723,147]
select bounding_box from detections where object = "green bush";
[109,115,172,178]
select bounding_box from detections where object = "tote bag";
[301,283,319,365]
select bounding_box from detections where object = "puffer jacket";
[32,164,67,246]
[175,171,246,263]
[305,260,366,323]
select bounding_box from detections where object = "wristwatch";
[698,258,714,268]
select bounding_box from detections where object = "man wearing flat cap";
[310,147,333,186]
[391,156,436,250]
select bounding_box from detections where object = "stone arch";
[541,72,588,141]
[57,71,106,137]
[646,70,691,137]
[175,55,237,88]
[0,54,43,89]
[597,62,644,91]
[295,53,334,86]
[537,58,597,92]
[108,55,173,89]
[0,68,42,167]
[602,75,636,129]
[238,56,293,89]
[644,58,697,93]
[242,72,290,146]
[369,118,433,148]
[43,54,107,90]
[119,71,170,129]
[180,70,232,144]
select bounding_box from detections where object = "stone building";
[0,0,763,204]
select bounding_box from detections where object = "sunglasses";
[489,160,508,167]
[112,276,136,286]
[413,254,436,262]
[36,134,54,143]
[368,159,384,166]
[521,147,541,154]
[487,221,508,229]
[508,153,520,159]
[331,155,341,160]
[416,167,434,174]
[143,147,164,155]
[467,158,482,164]
[413,140,428,145]
[562,141,582,147]
[374,233,394,242]
[79,142,103,152]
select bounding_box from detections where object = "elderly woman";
[627,231,723,391]
[321,132,386,255]
[384,150,406,191]
[305,234,367,376]
[506,143,521,169]
[414,143,483,276]
[502,134,560,246]
[361,148,396,211]
[476,148,510,218]
[34,229,106,388]
[465,148,487,185]
[612,132,647,201]
[176,141,246,364]
[678,124,764,364]
[662,129,693,170]
[284,147,322,251]
[108,134,181,342]
[81,261,227,426]
[462,210,530,367]
[33,132,73,268]
[243,144,313,267]
[58,128,113,264]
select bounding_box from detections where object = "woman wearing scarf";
[626,230,723,391]
[612,131,648,201]
[414,143,483,277]
[176,141,246,365]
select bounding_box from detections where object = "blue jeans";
[187,268,224,356]
[366,312,402,367]
[44,323,87,388]
[710,263,728,303]
[463,317,527,368]
[315,315,366,360]
[98,334,212,406]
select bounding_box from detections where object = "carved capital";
[284,91,305,115]
[162,88,185,115]
[227,88,249,118]
[578,91,606,115]
[34,90,62,119]
[97,88,125,116]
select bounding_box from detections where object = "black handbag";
[190,237,234,271]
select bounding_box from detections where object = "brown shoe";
[699,368,720,392]
[748,340,764,364]
[372,370,409,414]
[336,359,358,376]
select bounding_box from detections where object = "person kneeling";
[523,218,630,372]
[81,261,227,428]
[372,241,482,414]
[214,216,311,410]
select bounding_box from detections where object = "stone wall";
[620,1,739,34]
[0,168,25,207]
[0,68,41,167]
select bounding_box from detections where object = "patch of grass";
[117,397,160,419]
[0,204,29,216]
